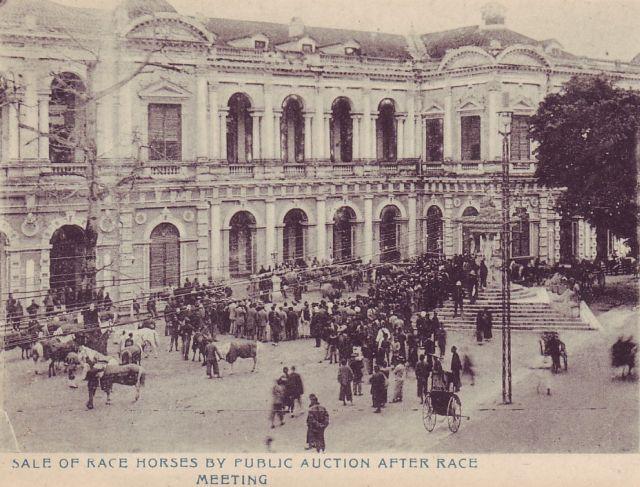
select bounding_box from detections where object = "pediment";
[458,100,482,111]
[510,96,535,110]
[138,79,192,99]
[127,17,212,44]
[423,103,444,115]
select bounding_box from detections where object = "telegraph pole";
[498,111,513,404]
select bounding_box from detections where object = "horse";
[4,326,38,359]
[120,344,143,365]
[85,361,146,409]
[191,332,212,362]
[118,328,159,358]
[66,346,119,388]
[217,340,258,374]
[32,338,79,377]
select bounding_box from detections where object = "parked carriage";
[422,363,463,433]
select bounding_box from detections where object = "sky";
[52,0,640,61]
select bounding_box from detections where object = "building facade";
[1,0,639,303]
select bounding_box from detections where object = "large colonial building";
[1,0,639,303]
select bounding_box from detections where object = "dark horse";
[85,360,146,409]
[612,336,637,379]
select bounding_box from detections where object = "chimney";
[481,2,507,30]
[289,17,305,38]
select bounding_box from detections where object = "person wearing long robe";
[391,360,405,402]
[369,366,386,413]
[306,394,329,452]
[337,359,354,405]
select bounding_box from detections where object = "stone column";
[263,85,274,159]
[396,115,405,160]
[362,90,372,159]
[37,92,49,160]
[313,88,325,159]
[363,195,373,263]
[406,93,416,158]
[443,89,453,160]
[303,113,313,161]
[196,205,209,281]
[352,114,361,160]
[414,114,422,162]
[316,198,327,261]
[8,101,20,159]
[252,111,262,161]
[210,203,223,278]
[487,81,500,160]
[208,89,219,159]
[196,76,209,160]
[323,114,331,159]
[265,200,276,266]
[21,72,39,159]
[443,196,455,257]
[118,81,132,159]
[408,194,417,257]
[219,108,228,161]
[273,109,282,160]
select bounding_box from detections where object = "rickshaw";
[539,331,568,372]
[422,358,463,433]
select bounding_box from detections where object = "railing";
[48,163,87,176]
[379,162,398,175]
[229,164,254,177]
[283,164,306,177]
[149,163,181,176]
[332,163,355,176]
[213,46,266,62]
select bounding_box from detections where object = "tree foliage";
[530,75,640,251]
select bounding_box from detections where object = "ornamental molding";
[99,211,117,233]
[21,212,40,237]
[135,213,147,225]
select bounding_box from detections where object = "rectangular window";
[511,115,531,160]
[254,40,266,49]
[148,103,181,161]
[425,118,443,162]
[461,115,481,160]
[302,44,314,53]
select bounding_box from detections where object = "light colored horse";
[118,328,159,358]
[86,362,146,409]
[66,345,118,388]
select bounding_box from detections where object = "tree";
[530,75,640,257]
[1,27,184,300]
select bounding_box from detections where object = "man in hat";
[306,394,329,452]
[452,281,464,318]
[450,346,462,392]
[337,359,354,406]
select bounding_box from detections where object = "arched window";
[283,209,308,263]
[462,206,479,217]
[227,93,253,163]
[330,97,353,162]
[229,211,257,277]
[512,207,530,258]
[49,73,86,164]
[376,99,396,162]
[149,223,180,288]
[333,207,357,262]
[50,225,86,290]
[281,96,304,163]
[426,206,443,255]
[380,205,401,262]
[461,206,480,255]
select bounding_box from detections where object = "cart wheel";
[447,395,462,433]
[422,394,437,432]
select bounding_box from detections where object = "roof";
[201,17,410,58]
[115,0,177,21]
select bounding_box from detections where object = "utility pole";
[498,111,513,404]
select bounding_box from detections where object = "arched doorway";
[281,96,304,163]
[227,93,253,163]
[283,209,307,264]
[376,98,396,162]
[380,205,401,262]
[229,211,256,277]
[50,225,86,290]
[426,206,444,256]
[333,207,357,262]
[149,223,180,289]
[330,97,353,162]
[461,206,480,254]
[49,73,86,164]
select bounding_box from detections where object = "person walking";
[337,359,354,405]
[435,325,447,358]
[270,377,287,428]
[391,359,406,403]
[369,365,386,413]
[475,309,485,344]
[349,354,364,396]
[452,281,464,318]
[415,354,429,403]
[287,366,304,416]
[450,346,462,392]
[306,394,329,452]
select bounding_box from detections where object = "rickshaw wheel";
[447,395,462,433]
[422,394,437,432]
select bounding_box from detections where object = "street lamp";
[498,110,513,404]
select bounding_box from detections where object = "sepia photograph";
[0,0,638,461]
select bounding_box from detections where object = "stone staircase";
[437,284,594,331]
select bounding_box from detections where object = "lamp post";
[498,110,513,404]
